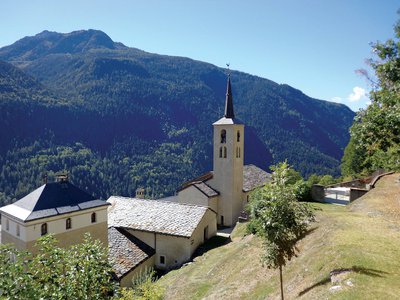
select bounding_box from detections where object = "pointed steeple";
[224,75,235,119]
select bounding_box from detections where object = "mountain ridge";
[0,29,354,204]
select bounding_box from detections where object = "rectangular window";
[160,255,166,265]
[6,219,9,231]
[16,224,20,237]
[66,218,72,229]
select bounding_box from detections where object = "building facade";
[0,177,109,252]
[107,196,217,286]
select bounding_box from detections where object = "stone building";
[0,176,109,252]
[107,196,217,286]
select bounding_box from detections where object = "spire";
[224,75,235,118]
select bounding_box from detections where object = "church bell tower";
[212,75,244,226]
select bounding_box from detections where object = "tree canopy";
[342,14,400,176]
[0,234,118,299]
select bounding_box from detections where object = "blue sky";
[1,0,398,111]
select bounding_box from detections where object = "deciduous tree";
[247,161,315,300]
[0,234,118,299]
[343,13,400,175]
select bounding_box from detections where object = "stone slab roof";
[107,196,210,237]
[108,227,155,279]
[177,164,271,195]
[177,180,219,198]
[193,182,219,197]
[243,164,272,192]
[0,181,109,222]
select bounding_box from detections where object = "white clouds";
[329,86,370,111]
[347,86,366,102]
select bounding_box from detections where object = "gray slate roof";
[0,181,109,222]
[177,180,219,198]
[243,164,272,192]
[108,227,155,279]
[178,164,271,195]
[193,182,219,197]
[107,196,210,237]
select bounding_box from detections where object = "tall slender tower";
[212,75,244,226]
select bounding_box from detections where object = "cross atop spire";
[224,75,235,119]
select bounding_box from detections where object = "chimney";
[56,173,69,182]
[135,187,145,199]
[42,173,48,184]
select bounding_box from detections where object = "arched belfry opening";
[221,130,226,143]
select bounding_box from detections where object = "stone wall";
[311,185,325,202]
[350,188,369,202]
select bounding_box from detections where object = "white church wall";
[154,234,191,270]
[178,186,208,206]
[127,229,155,248]
[190,209,217,254]
[119,254,156,287]
[212,124,244,226]
[127,229,191,271]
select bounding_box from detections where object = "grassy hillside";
[157,173,400,299]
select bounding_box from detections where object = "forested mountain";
[0,30,354,204]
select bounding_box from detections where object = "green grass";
[157,174,400,299]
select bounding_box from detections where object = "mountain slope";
[0,30,354,203]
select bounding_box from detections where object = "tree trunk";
[279,265,284,300]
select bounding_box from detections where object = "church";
[0,75,271,286]
[106,75,271,284]
[175,75,271,226]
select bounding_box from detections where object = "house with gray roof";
[0,176,110,252]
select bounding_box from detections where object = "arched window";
[219,147,223,158]
[236,147,239,158]
[91,212,97,223]
[220,130,226,144]
[41,223,48,236]
[223,147,227,158]
[237,131,240,142]
[66,218,72,230]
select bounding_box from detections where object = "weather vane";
[226,63,230,76]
